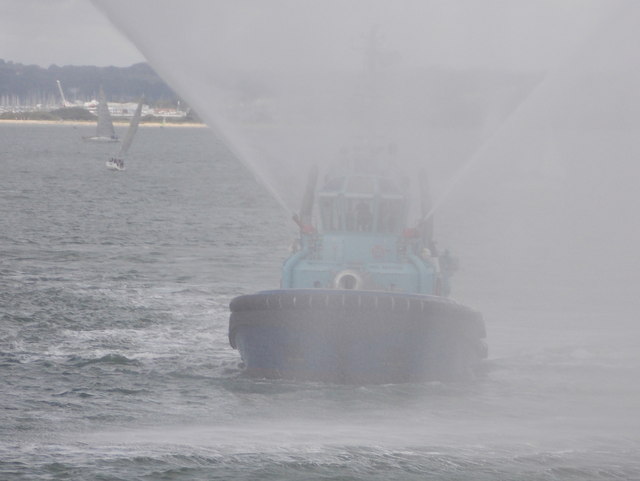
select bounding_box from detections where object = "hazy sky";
[2,0,617,70]
[0,0,144,66]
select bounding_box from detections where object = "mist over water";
[92,1,640,254]
[2,123,640,479]
[3,1,639,478]
[91,2,640,327]
[93,1,602,207]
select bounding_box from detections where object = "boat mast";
[56,80,70,108]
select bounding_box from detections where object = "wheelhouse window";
[320,197,338,231]
[344,198,373,232]
[346,176,376,195]
[318,175,407,234]
[377,199,404,233]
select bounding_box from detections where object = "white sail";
[117,98,143,157]
[96,87,117,139]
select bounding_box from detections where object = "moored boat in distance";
[84,87,119,143]
[229,148,488,384]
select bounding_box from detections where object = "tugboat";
[228,147,488,384]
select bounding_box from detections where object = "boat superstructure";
[281,172,454,295]
[228,159,487,384]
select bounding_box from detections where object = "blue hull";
[229,289,487,384]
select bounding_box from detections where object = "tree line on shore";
[0,59,180,107]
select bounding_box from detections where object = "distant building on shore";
[0,97,186,119]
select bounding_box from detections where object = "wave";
[71,353,141,367]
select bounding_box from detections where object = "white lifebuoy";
[333,269,364,290]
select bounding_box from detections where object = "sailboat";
[106,98,143,171]
[84,87,119,142]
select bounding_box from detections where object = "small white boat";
[84,87,119,143]
[106,158,125,170]
[106,98,143,171]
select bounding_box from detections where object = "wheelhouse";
[318,175,408,235]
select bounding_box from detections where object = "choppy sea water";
[1,123,639,480]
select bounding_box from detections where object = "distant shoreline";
[0,119,206,128]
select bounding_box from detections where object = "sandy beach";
[0,119,206,128]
